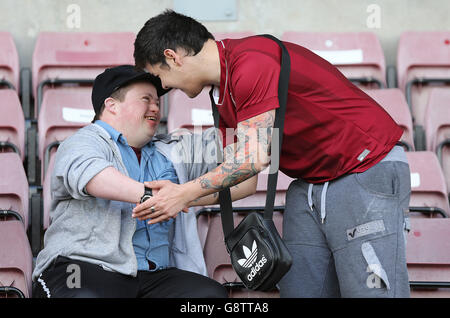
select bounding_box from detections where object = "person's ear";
[163,49,183,67]
[104,97,118,115]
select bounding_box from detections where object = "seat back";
[0,220,33,298]
[0,32,19,91]
[424,88,450,193]
[0,90,25,160]
[167,87,213,133]
[42,154,56,231]
[407,218,450,297]
[233,170,293,208]
[282,31,386,89]
[365,89,414,151]
[37,87,94,182]
[32,32,135,116]
[0,153,29,227]
[397,31,450,127]
[406,151,450,218]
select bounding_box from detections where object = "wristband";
[140,186,153,203]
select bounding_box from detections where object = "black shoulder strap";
[209,34,291,238]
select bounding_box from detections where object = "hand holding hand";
[132,180,190,224]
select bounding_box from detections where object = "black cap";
[91,65,169,114]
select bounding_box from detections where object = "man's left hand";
[132,180,190,224]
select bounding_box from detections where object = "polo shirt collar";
[215,40,228,106]
[95,120,154,150]
[95,120,123,143]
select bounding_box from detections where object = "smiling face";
[144,45,209,99]
[146,62,205,99]
[102,81,161,148]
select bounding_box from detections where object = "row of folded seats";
[0,30,449,298]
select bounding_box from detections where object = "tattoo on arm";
[197,110,275,190]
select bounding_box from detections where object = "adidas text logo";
[247,255,267,282]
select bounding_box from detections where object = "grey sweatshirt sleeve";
[51,130,114,201]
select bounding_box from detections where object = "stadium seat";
[0,152,29,228]
[167,87,213,133]
[42,154,55,230]
[198,209,283,297]
[424,88,450,193]
[213,32,255,41]
[406,151,449,218]
[365,89,415,151]
[37,86,94,183]
[0,220,32,298]
[397,31,450,133]
[32,31,135,116]
[0,32,19,91]
[0,89,25,160]
[281,31,386,89]
[233,170,293,208]
[407,218,450,297]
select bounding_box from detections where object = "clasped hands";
[132,180,191,224]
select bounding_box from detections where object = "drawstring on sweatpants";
[307,181,330,224]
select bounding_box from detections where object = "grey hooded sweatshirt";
[32,124,219,281]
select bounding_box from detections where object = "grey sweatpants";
[279,146,411,298]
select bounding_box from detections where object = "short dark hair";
[134,9,214,69]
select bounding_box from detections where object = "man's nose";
[149,100,160,112]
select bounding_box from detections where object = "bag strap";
[209,34,291,238]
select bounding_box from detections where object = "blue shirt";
[95,121,179,271]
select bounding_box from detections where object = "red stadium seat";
[213,32,255,41]
[397,31,450,128]
[0,153,29,228]
[37,86,93,183]
[365,89,414,151]
[0,89,25,160]
[233,170,293,208]
[0,220,32,298]
[406,151,449,218]
[42,154,55,231]
[167,87,212,133]
[424,88,450,193]
[198,209,283,297]
[0,32,19,91]
[407,218,450,297]
[281,31,386,89]
[32,31,135,116]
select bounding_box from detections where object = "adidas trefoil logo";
[236,240,268,282]
[237,240,258,268]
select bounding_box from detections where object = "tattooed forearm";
[198,163,258,190]
[195,110,275,191]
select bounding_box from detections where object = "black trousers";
[33,256,228,298]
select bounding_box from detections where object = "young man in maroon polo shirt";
[132,10,411,297]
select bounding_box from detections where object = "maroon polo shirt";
[213,36,402,183]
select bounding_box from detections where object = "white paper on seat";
[312,49,364,65]
[410,172,421,188]
[62,107,95,123]
[191,108,214,126]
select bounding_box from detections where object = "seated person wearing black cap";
[32,65,257,298]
